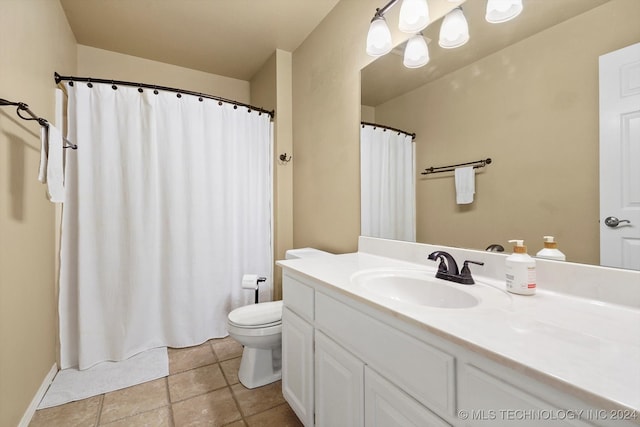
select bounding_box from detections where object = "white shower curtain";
[360,124,415,242]
[59,82,272,370]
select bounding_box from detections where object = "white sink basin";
[351,269,508,309]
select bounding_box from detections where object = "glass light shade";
[366,16,393,57]
[403,35,429,68]
[485,0,523,23]
[439,7,469,49]
[399,0,430,33]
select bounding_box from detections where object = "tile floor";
[30,337,302,427]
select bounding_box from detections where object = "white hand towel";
[46,125,65,203]
[38,126,48,183]
[242,274,259,290]
[455,166,475,204]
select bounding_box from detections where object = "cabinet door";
[365,367,450,427]
[458,364,593,427]
[282,307,314,427]
[315,331,365,427]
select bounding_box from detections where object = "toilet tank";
[285,247,332,259]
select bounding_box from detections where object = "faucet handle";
[462,260,484,273]
[460,260,485,284]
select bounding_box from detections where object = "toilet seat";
[227,321,281,337]
[227,300,283,337]
[228,319,281,329]
[228,300,283,327]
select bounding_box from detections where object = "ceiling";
[59,0,341,81]
[361,0,610,106]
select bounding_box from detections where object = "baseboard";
[17,363,58,427]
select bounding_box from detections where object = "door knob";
[604,216,631,228]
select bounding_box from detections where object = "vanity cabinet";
[282,272,629,427]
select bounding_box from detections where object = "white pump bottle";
[505,239,536,296]
[536,236,566,261]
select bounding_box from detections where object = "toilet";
[227,247,332,389]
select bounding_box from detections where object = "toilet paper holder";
[254,277,266,303]
[242,274,267,303]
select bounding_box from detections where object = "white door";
[599,42,640,270]
[282,307,315,427]
[315,331,364,427]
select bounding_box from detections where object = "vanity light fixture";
[366,0,524,67]
[485,0,523,23]
[439,7,469,49]
[403,34,430,68]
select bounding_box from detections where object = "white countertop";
[277,251,640,414]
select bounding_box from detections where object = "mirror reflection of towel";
[455,166,475,204]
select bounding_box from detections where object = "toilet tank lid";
[285,247,333,259]
[228,300,283,326]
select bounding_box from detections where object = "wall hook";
[279,153,292,163]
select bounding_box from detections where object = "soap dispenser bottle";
[536,236,566,261]
[505,240,536,295]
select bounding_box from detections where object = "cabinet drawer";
[315,292,455,417]
[283,274,314,321]
[458,364,593,427]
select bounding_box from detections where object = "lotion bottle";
[505,239,536,295]
[536,236,566,261]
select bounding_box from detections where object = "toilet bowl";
[227,300,283,389]
[227,247,332,389]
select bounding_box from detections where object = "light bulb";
[403,35,429,68]
[486,0,523,23]
[399,0,430,33]
[439,7,469,49]
[366,16,393,57]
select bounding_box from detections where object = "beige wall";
[77,45,250,103]
[291,0,456,254]
[273,50,294,300]
[250,49,293,300]
[0,1,77,425]
[361,105,375,123]
[373,0,640,265]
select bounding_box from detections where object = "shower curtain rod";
[361,121,416,140]
[0,97,78,149]
[54,72,275,119]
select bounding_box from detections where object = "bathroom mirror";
[360,0,639,268]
